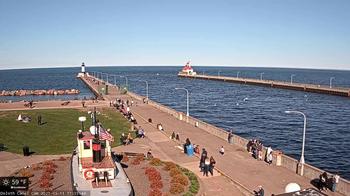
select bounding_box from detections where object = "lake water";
[1,66,349,180]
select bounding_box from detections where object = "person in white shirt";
[219,146,225,155]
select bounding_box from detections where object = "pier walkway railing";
[178,73,350,97]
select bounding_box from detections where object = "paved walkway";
[0,100,108,111]
[84,76,344,196]
[0,151,70,176]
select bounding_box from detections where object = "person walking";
[199,148,207,172]
[209,156,216,176]
[203,157,210,177]
[228,131,233,144]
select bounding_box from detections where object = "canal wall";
[178,74,350,98]
[127,91,350,195]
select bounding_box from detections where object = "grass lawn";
[0,108,131,155]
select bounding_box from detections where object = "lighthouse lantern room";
[179,61,197,76]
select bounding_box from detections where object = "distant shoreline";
[0,65,350,71]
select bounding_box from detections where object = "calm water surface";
[1,66,349,180]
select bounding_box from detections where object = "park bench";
[61,101,70,106]
[0,143,7,151]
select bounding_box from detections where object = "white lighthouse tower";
[77,62,88,77]
[81,62,86,73]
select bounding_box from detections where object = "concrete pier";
[178,73,350,97]
[82,74,349,195]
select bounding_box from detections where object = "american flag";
[99,127,114,141]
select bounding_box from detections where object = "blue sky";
[0,0,349,70]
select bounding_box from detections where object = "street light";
[260,72,264,80]
[175,87,189,118]
[78,116,87,131]
[140,80,149,100]
[330,77,335,88]
[120,75,128,89]
[237,71,240,78]
[290,74,296,84]
[285,110,307,176]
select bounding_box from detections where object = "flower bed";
[122,154,200,195]
[12,157,72,193]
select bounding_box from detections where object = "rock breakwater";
[0,89,80,96]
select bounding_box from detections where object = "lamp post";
[175,88,189,121]
[218,71,221,77]
[78,116,87,131]
[260,72,264,80]
[285,110,307,176]
[120,76,128,89]
[330,77,335,88]
[237,71,240,78]
[290,74,296,84]
[113,75,117,86]
[140,80,149,100]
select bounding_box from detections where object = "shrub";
[169,183,185,194]
[149,158,163,166]
[145,167,157,175]
[169,168,181,177]
[40,172,54,181]
[44,166,56,174]
[39,178,52,188]
[163,162,177,171]
[136,154,144,161]
[150,180,163,189]
[43,160,57,168]
[18,169,34,178]
[131,159,141,165]
[131,155,144,165]
[148,189,162,196]
[171,174,188,186]
[182,168,200,195]
[145,167,161,182]
[58,156,67,161]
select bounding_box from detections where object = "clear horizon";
[1,64,350,72]
[1,0,349,70]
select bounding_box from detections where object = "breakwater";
[178,73,350,97]
[77,75,103,100]
[0,89,80,96]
